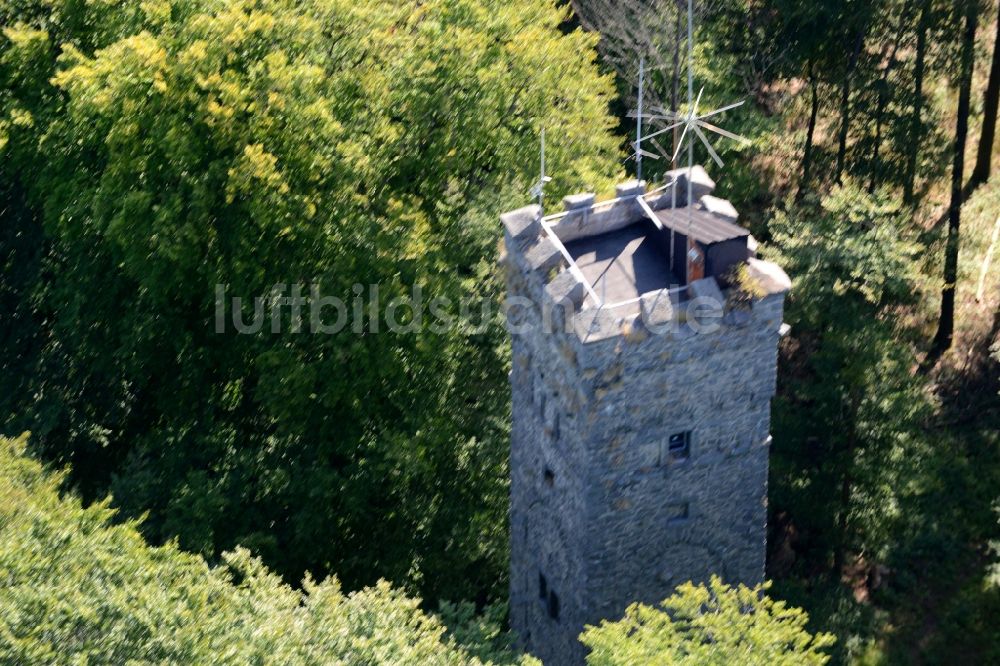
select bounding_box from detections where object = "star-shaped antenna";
[670,91,746,168]
[630,91,747,168]
[626,0,749,173]
[529,127,553,209]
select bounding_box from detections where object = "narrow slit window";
[543,468,555,487]
[547,591,560,620]
[538,573,547,600]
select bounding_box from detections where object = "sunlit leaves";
[0,434,488,665]
[580,576,836,665]
[0,0,621,604]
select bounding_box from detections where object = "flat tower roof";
[563,219,681,311]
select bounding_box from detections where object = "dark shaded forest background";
[1,0,998,662]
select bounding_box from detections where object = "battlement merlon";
[500,167,791,349]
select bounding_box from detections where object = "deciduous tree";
[579,576,836,665]
[0,0,621,604]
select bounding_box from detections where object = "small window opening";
[543,468,555,487]
[668,431,691,460]
[538,573,547,600]
[547,590,560,620]
[668,502,690,524]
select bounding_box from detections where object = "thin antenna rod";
[636,56,644,183]
[688,0,694,113]
[540,127,545,209]
[530,127,552,210]
[686,0,694,284]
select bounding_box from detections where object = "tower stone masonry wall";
[503,174,790,665]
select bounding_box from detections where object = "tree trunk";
[869,96,887,193]
[833,389,862,577]
[800,62,820,196]
[834,419,857,577]
[836,30,867,184]
[906,0,931,205]
[869,0,914,193]
[971,10,1000,189]
[931,0,979,357]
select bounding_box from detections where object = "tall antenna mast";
[641,0,748,282]
[626,0,748,199]
[541,127,546,207]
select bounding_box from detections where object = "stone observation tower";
[502,166,791,664]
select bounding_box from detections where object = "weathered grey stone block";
[688,276,724,303]
[545,269,586,309]
[640,289,677,332]
[615,179,646,199]
[665,165,716,204]
[746,258,792,296]
[572,308,624,344]
[549,200,637,243]
[502,205,541,244]
[525,237,564,273]
[700,194,739,222]
[563,192,596,210]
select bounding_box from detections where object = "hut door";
[687,241,705,283]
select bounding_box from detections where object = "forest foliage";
[0,433,499,665]
[579,577,836,665]
[1,0,999,662]
[0,0,620,605]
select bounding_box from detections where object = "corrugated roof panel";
[653,206,750,244]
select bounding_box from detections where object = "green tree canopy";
[579,576,836,665]
[767,183,932,570]
[0,0,622,603]
[0,433,498,665]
